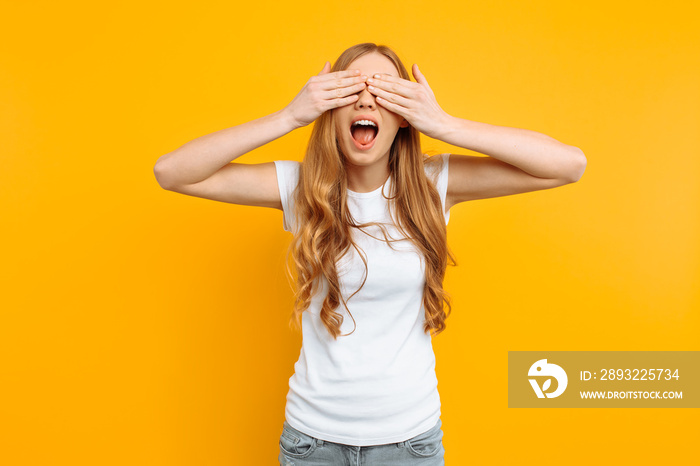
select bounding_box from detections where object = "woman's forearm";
[154,107,298,188]
[435,115,587,182]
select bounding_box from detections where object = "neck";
[345,160,390,193]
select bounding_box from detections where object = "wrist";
[430,112,459,141]
[277,106,303,132]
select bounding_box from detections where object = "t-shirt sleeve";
[273,160,301,233]
[425,153,451,226]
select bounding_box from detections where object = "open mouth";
[350,119,379,150]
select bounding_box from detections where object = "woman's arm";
[365,66,587,208]
[435,117,587,207]
[153,63,368,208]
[153,109,297,190]
[436,117,586,182]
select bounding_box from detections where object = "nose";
[355,86,376,109]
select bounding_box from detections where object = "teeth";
[352,120,377,127]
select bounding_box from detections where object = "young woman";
[153,43,586,465]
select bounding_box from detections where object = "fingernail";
[367,78,373,83]
[374,74,381,78]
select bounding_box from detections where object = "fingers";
[310,69,366,93]
[367,86,411,107]
[317,75,365,90]
[327,81,367,100]
[411,64,425,83]
[316,68,362,82]
[311,72,368,103]
[322,79,368,102]
[327,94,360,110]
[373,93,405,116]
[303,67,368,114]
[411,64,435,96]
[367,80,410,107]
[366,73,416,99]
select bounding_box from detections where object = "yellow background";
[1,0,698,464]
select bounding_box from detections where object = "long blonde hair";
[286,43,457,339]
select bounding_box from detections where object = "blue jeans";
[278,419,445,465]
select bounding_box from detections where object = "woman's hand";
[366,64,451,139]
[283,62,368,129]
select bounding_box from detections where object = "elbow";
[564,146,587,183]
[153,156,177,191]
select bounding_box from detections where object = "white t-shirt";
[273,153,451,446]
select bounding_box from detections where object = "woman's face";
[333,52,408,169]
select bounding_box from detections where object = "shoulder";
[273,160,302,191]
[273,160,302,233]
[422,153,451,223]
[273,160,301,178]
[423,153,450,187]
[423,153,449,174]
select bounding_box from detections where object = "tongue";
[352,126,376,145]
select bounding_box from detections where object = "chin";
[345,155,380,167]
[341,141,389,166]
